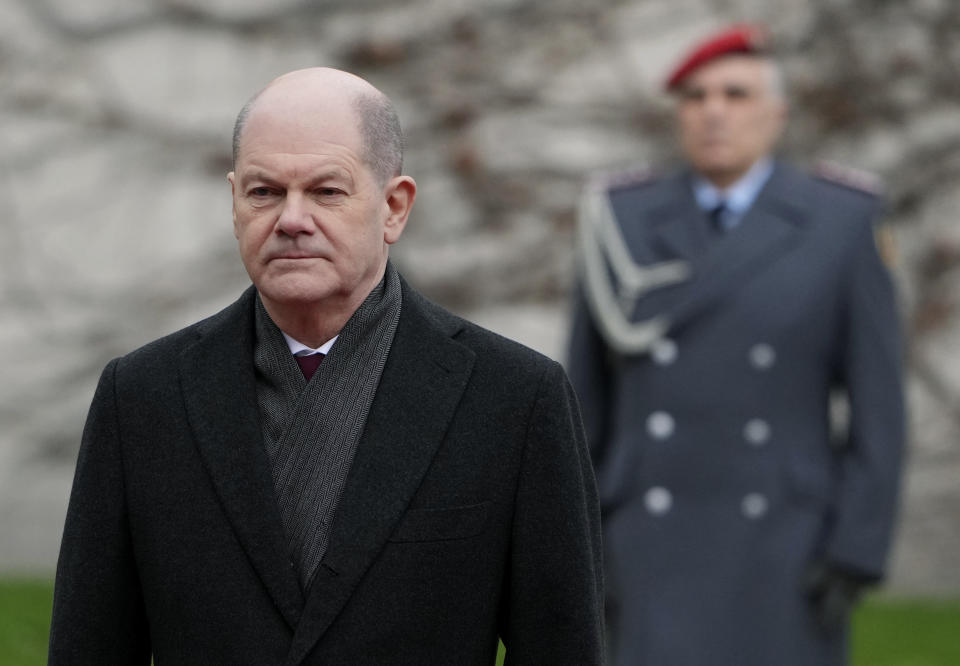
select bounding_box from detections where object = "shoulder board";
[812,160,884,197]
[587,164,659,193]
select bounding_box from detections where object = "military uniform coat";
[568,162,904,665]
[50,276,604,665]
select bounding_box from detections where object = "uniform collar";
[692,157,774,216]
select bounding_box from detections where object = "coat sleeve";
[48,358,152,665]
[826,215,906,579]
[500,360,604,665]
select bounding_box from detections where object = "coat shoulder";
[114,287,255,374]
[779,162,885,236]
[587,163,661,196]
[401,280,558,376]
[808,161,885,204]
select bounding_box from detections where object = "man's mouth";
[271,252,322,260]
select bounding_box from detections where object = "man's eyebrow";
[239,169,280,186]
[239,168,355,187]
[306,169,355,187]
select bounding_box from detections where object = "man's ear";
[383,176,416,245]
[227,171,239,238]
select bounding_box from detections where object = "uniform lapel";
[665,163,808,332]
[613,172,708,323]
[284,280,475,666]
[645,172,711,262]
[179,287,304,630]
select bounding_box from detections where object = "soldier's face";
[675,55,787,188]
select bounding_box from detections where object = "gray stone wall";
[2,0,959,595]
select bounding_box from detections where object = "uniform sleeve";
[826,216,906,579]
[48,359,151,665]
[566,283,614,468]
[499,360,604,665]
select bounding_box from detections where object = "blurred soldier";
[568,24,905,666]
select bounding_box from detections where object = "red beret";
[664,24,770,91]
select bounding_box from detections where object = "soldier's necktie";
[709,201,729,232]
[294,353,324,381]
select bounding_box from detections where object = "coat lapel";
[665,163,808,333]
[284,281,476,666]
[179,287,304,630]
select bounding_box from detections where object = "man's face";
[675,55,786,188]
[228,97,403,313]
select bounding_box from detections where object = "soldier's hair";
[231,88,404,186]
[765,59,787,102]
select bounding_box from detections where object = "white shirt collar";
[692,158,774,216]
[281,331,338,357]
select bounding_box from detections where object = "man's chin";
[256,278,338,308]
[694,161,748,187]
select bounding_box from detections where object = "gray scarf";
[253,263,402,590]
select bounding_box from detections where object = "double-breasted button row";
[646,412,770,446]
[643,487,769,520]
[650,340,776,370]
[639,341,776,519]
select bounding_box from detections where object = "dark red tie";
[295,353,324,381]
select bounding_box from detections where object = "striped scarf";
[253,264,402,590]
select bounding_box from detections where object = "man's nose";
[702,92,727,117]
[275,193,314,236]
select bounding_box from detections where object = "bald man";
[49,68,603,665]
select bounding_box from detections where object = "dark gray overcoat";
[50,276,603,665]
[568,162,904,665]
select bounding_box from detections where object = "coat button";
[646,411,675,440]
[644,486,672,516]
[650,338,678,366]
[743,419,771,446]
[741,493,768,519]
[748,343,776,370]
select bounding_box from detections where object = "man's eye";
[315,188,343,197]
[249,187,273,197]
[724,86,750,100]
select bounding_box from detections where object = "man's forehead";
[239,97,362,157]
[234,140,366,188]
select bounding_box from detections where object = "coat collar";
[178,279,475,664]
[663,161,810,333]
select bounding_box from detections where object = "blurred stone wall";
[2,0,959,595]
